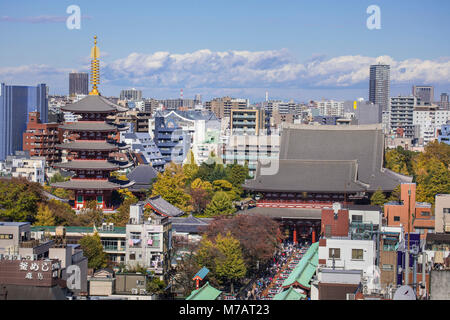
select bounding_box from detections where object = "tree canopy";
[79,232,108,270]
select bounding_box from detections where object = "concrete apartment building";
[435,194,450,234]
[1,151,45,183]
[384,183,435,239]
[389,96,419,139]
[23,112,62,165]
[317,100,344,117]
[230,108,265,135]
[126,203,172,278]
[205,96,249,119]
[413,106,450,145]
[222,134,280,177]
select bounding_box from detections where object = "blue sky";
[0,0,449,102]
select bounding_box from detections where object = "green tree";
[146,275,166,295]
[46,199,79,226]
[415,157,450,204]
[77,200,104,227]
[0,178,43,222]
[108,196,138,227]
[214,232,247,294]
[34,203,56,226]
[204,191,236,217]
[183,150,199,185]
[370,188,387,206]
[79,232,108,270]
[151,162,193,212]
[387,185,401,203]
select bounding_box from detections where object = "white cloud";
[1,49,449,97]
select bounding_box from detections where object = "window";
[352,215,363,223]
[329,248,341,259]
[382,264,393,271]
[352,249,364,260]
[0,234,13,239]
[443,208,450,214]
[421,211,430,216]
[129,252,136,260]
[394,216,400,222]
[130,232,141,240]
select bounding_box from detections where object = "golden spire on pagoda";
[89,35,100,95]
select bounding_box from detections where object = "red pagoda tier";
[51,36,134,211]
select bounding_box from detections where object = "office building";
[69,73,89,96]
[369,64,390,112]
[413,85,434,105]
[0,83,48,161]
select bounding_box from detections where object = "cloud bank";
[1,49,449,98]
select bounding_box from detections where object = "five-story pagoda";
[52,36,133,211]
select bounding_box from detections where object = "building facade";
[69,73,89,96]
[369,64,390,112]
[0,83,48,161]
[23,112,62,165]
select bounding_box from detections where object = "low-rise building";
[435,194,450,234]
[1,151,45,183]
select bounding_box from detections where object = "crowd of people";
[240,240,310,300]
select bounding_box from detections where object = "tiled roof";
[282,242,319,289]
[170,216,212,233]
[53,160,119,170]
[273,287,306,300]
[141,195,184,217]
[237,207,322,220]
[185,282,221,300]
[56,141,119,151]
[50,179,133,190]
[60,122,118,132]
[61,95,124,113]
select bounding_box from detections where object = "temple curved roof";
[56,141,119,151]
[61,95,127,113]
[59,122,118,132]
[53,160,120,171]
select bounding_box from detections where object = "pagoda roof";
[59,122,118,132]
[56,141,118,151]
[61,95,127,113]
[51,179,134,190]
[53,160,120,170]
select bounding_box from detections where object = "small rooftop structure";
[140,195,184,217]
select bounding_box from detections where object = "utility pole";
[405,186,411,285]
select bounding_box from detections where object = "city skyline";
[0,0,449,102]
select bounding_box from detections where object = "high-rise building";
[120,88,142,101]
[369,64,390,112]
[0,83,48,160]
[412,85,434,105]
[440,93,449,110]
[230,108,265,135]
[69,72,89,96]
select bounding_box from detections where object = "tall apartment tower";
[0,83,48,160]
[369,64,390,112]
[69,72,89,96]
[412,85,434,105]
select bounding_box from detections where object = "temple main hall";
[242,123,413,243]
